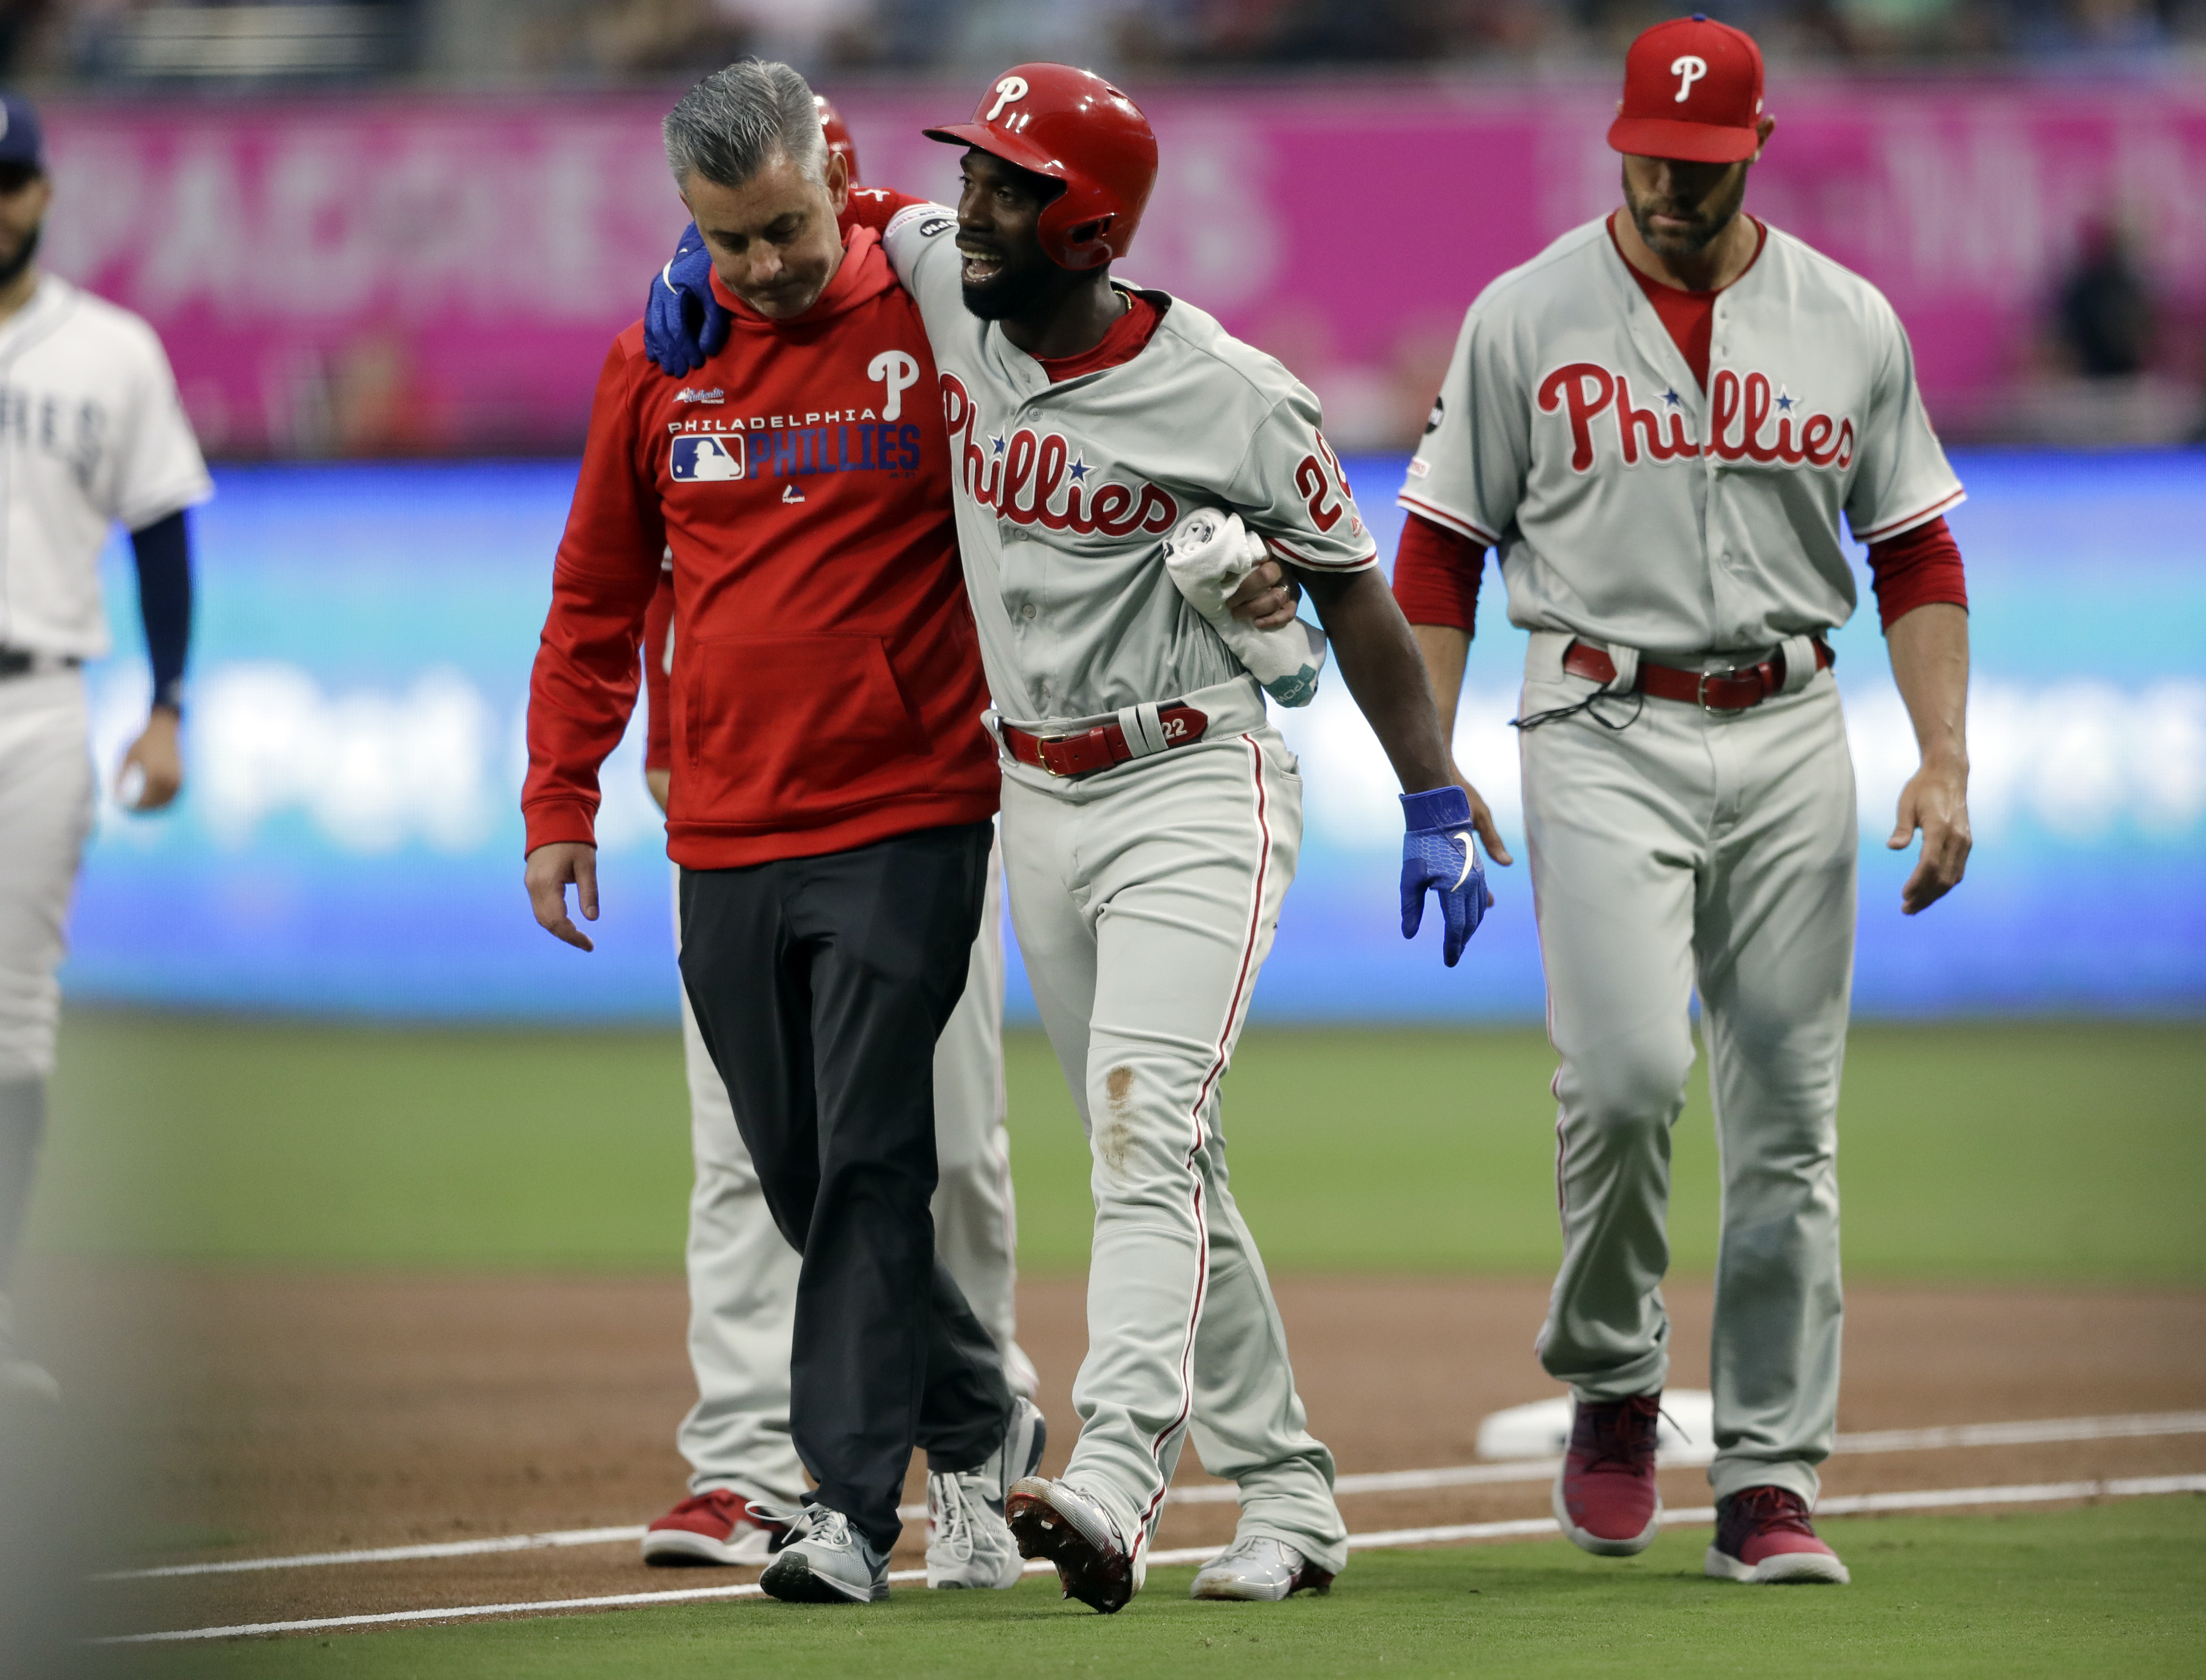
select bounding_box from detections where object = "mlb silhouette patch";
[670,435,746,481]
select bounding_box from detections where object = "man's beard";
[0,223,41,291]
[1626,165,1747,260]
[960,251,1056,321]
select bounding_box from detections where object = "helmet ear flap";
[1054,211,1116,270]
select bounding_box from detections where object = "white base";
[1478,1389,1716,1465]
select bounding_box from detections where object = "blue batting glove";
[643,221,729,377]
[1400,785,1494,968]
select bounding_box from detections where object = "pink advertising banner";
[41,79,2206,456]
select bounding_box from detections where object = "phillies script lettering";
[1537,363,1856,474]
[942,372,1179,537]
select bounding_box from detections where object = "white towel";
[1161,507,1327,707]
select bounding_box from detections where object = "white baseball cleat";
[1189,1534,1335,1601]
[927,1394,1048,1589]
[1006,1475,1138,1613]
[753,1502,890,1603]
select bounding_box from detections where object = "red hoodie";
[524,227,997,868]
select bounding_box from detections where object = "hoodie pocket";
[677,634,929,828]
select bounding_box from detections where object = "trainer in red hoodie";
[521,64,1016,1601]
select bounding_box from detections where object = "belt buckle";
[1036,733,1068,777]
[1698,666,1744,714]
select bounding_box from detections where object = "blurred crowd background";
[0,0,2201,83]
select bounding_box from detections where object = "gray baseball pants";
[1001,721,1345,1583]
[1519,631,1856,1504]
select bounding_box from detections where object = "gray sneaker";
[1190,1534,1335,1601]
[927,1395,1047,1589]
[753,1502,889,1603]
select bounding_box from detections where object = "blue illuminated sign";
[63,451,2206,1020]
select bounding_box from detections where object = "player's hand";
[643,222,729,377]
[1890,752,1970,915]
[1399,784,1497,967]
[1225,558,1301,631]
[526,842,600,951]
[645,766,671,814]
[117,708,183,812]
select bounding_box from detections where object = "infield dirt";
[28,1268,2201,1640]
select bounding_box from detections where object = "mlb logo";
[670,435,745,482]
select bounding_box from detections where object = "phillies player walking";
[654,64,1501,1611]
[525,63,1043,1604]
[0,95,210,1402]
[1395,16,1972,1584]
[629,101,1038,1575]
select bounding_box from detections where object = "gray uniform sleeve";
[1227,382,1378,572]
[1843,300,1964,543]
[1396,303,1526,546]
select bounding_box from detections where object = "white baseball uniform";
[879,199,1369,1580]
[0,277,209,1312]
[669,839,1034,1509]
[1402,216,1961,1503]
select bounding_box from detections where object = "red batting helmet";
[923,64,1157,271]
[815,93,861,184]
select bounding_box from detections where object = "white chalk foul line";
[98,1408,2206,1582]
[99,1472,2206,1644]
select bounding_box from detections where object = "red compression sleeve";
[1392,512,1485,633]
[1866,515,1968,631]
[642,567,674,772]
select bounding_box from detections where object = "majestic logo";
[670,435,746,481]
[940,373,1178,538]
[675,387,726,405]
[1537,362,1855,475]
[868,350,920,421]
[918,216,954,238]
[1424,395,1444,435]
[985,75,1029,121]
[1671,54,1707,101]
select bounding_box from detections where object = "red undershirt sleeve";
[1865,515,1968,631]
[1392,511,1485,633]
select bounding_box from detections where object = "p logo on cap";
[1609,15,1765,165]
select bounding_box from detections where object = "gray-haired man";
[523,61,1039,1604]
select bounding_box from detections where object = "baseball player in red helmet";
[648,61,1503,1612]
[1394,15,1973,1585]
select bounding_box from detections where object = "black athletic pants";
[678,819,1012,1554]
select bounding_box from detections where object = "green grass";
[123,1498,2206,1677]
[32,1014,2206,1282]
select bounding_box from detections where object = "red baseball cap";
[1608,14,1766,165]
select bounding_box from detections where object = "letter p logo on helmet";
[985,76,1029,122]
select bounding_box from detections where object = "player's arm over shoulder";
[880,197,959,290]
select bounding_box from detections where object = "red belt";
[1563,637,1832,712]
[1001,703,1210,779]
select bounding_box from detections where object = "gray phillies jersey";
[882,202,1375,748]
[1399,217,1964,658]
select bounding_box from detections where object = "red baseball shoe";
[1552,1392,1663,1555]
[1706,1485,1851,1584]
[640,1488,787,1567]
